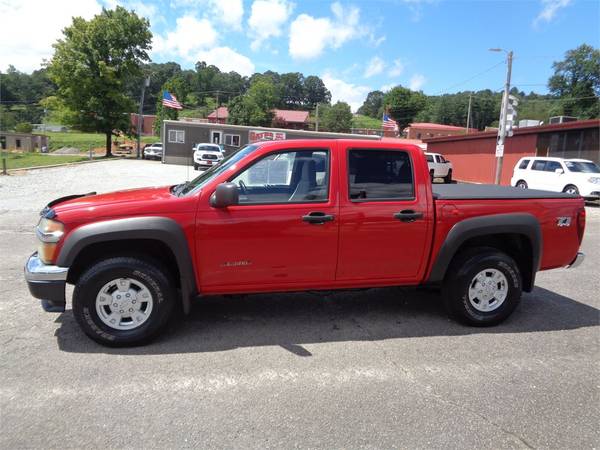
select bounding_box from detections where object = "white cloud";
[364,56,385,78]
[401,0,437,22]
[152,15,218,60]
[322,72,371,112]
[0,0,102,72]
[195,47,255,76]
[289,2,363,60]
[388,59,404,77]
[533,0,572,26]
[127,1,160,24]
[208,0,244,30]
[409,74,426,91]
[248,0,294,51]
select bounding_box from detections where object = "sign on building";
[249,130,286,143]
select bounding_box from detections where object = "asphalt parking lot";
[1,159,599,449]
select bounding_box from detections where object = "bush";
[15,122,33,133]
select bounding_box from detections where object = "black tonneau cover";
[432,183,577,200]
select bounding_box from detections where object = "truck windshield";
[174,144,259,196]
[564,161,600,173]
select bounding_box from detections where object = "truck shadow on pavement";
[53,286,599,355]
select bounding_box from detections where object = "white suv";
[511,156,600,198]
[425,152,453,183]
[193,143,224,170]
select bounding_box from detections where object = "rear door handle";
[302,211,334,224]
[393,210,423,222]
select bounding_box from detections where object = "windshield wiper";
[173,181,192,196]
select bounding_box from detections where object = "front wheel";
[443,248,522,326]
[516,180,528,189]
[73,257,176,346]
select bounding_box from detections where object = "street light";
[489,48,513,184]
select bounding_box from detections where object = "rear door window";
[531,160,547,171]
[544,161,562,172]
[426,154,434,162]
[348,149,414,201]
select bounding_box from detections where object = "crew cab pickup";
[25,139,586,346]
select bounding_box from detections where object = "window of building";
[531,160,547,171]
[230,149,329,204]
[518,159,530,169]
[416,132,422,139]
[16,139,21,149]
[168,129,185,143]
[224,134,241,147]
[348,149,414,201]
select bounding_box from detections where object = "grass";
[45,131,157,151]
[2,152,89,170]
[352,114,382,129]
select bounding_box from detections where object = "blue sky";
[1,0,598,110]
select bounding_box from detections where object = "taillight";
[576,207,586,244]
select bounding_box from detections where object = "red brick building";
[207,107,229,124]
[130,114,156,136]
[404,122,477,140]
[423,119,600,185]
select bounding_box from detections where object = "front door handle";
[393,210,423,222]
[302,211,334,224]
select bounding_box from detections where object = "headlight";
[36,218,64,264]
[587,177,600,184]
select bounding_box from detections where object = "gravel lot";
[1,159,599,449]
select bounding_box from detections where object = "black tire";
[516,180,527,189]
[444,169,452,183]
[430,169,435,182]
[563,184,579,195]
[443,247,522,326]
[73,257,176,346]
[193,163,199,170]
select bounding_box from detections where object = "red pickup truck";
[25,139,586,346]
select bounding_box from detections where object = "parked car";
[143,142,163,160]
[193,143,224,170]
[25,139,586,346]
[425,152,453,183]
[511,156,600,198]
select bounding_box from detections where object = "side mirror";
[210,182,239,208]
[555,168,564,174]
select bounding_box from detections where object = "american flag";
[162,91,183,110]
[382,113,398,131]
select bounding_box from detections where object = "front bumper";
[566,252,585,269]
[24,253,69,312]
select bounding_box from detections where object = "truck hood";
[51,186,174,214]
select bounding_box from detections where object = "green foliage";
[15,122,33,133]
[228,77,277,126]
[548,44,600,119]
[357,90,384,118]
[384,86,427,130]
[352,114,382,129]
[320,102,353,132]
[48,6,152,156]
[153,76,188,135]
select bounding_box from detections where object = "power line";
[433,60,506,95]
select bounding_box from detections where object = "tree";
[280,72,305,108]
[384,86,427,131]
[548,44,600,119]
[320,101,353,132]
[357,90,384,118]
[15,122,33,133]
[228,77,277,126]
[48,7,152,156]
[304,76,331,110]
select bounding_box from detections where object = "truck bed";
[432,183,576,200]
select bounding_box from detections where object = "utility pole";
[136,76,150,159]
[315,103,319,132]
[466,94,472,134]
[490,49,513,184]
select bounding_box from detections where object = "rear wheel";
[73,257,176,346]
[443,248,522,326]
[516,180,528,189]
[430,169,435,182]
[444,169,453,183]
[563,184,579,195]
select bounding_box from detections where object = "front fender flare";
[57,216,197,314]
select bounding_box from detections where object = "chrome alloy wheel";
[467,269,509,312]
[95,278,154,330]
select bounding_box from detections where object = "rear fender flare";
[427,213,541,291]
